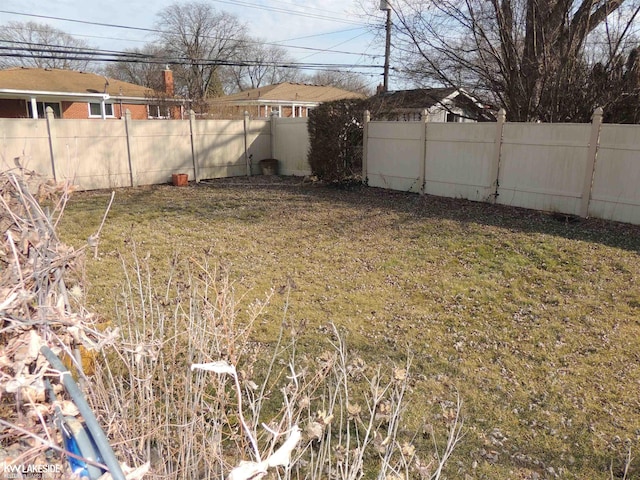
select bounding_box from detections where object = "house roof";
[375,87,459,109]
[371,87,495,121]
[0,67,153,99]
[212,83,366,105]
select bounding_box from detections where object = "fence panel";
[588,124,640,224]
[497,123,591,215]
[53,119,129,190]
[246,119,271,176]
[424,123,497,201]
[367,121,423,192]
[272,118,311,176]
[193,119,270,179]
[0,119,53,176]
[128,119,192,186]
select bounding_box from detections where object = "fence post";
[123,109,134,187]
[420,109,428,195]
[580,107,603,218]
[489,108,506,203]
[189,109,200,182]
[243,111,251,177]
[270,110,278,160]
[362,110,370,185]
[45,106,57,182]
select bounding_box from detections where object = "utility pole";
[380,0,392,92]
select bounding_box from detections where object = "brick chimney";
[162,67,174,96]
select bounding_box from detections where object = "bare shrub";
[88,247,464,480]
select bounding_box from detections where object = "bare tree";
[0,21,96,71]
[221,39,304,93]
[307,70,373,94]
[155,1,246,112]
[102,45,166,91]
[391,0,640,121]
[589,46,640,123]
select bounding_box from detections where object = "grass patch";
[59,177,640,479]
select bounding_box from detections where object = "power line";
[0,39,150,58]
[0,10,376,58]
[272,27,370,44]
[0,9,384,79]
[0,10,158,33]
[37,27,374,48]
[0,43,382,71]
[207,0,366,26]
[247,0,349,17]
[297,31,373,62]
[4,27,376,50]
[0,36,376,60]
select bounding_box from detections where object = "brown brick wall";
[62,101,88,119]
[1,98,179,120]
[61,101,149,119]
[125,104,149,120]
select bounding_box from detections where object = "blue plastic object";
[41,347,126,480]
[57,415,106,479]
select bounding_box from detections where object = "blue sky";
[0,0,391,89]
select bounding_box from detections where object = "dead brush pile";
[0,170,124,478]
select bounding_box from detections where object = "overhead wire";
[271,26,372,44]
[0,10,378,58]
[296,31,374,62]
[0,7,385,80]
[0,38,382,68]
[206,0,366,26]
[0,43,382,72]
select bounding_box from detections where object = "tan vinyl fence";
[3,105,640,225]
[0,109,311,190]
[270,117,311,176]
[364,109,640,225]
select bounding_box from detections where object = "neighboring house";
[208,82,366,118]
[370,87,495,122]
[0,67,184,120]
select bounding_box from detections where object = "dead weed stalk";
[88,248,464,480]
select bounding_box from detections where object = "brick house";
[208,82,366,119]
[0,67,184,119]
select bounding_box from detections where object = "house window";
[28,101,61,119]
[402,112,422,121]
[88,102,114,118]
[148,105,170,119]
[446,112,463,123]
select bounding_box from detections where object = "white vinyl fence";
[364,109,640,225]
[0,109,311,190]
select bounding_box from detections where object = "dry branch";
[0,169,119,477]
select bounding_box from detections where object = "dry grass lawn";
[59,176,640,479]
